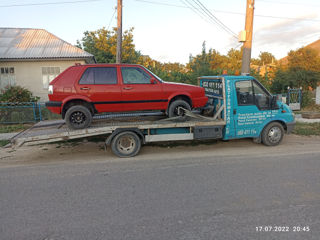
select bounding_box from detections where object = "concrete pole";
[116,0,122,64]
[241,0,255,75]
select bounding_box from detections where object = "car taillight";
[48,85,53,94]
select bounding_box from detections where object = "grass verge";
[0,124,33,133]
[0,140,10,147]
[292,122,320,136]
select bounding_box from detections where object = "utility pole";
[241,0,255,75]
[116,0,122,64]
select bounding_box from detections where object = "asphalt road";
[1,136,320,240]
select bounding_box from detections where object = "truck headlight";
[48,85,53,94]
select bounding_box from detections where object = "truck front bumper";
[286,121,296,134]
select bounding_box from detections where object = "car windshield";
[143,67,164,82]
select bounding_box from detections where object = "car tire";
[168,100,191,119]
[261,122,284,146]
[65,105,92,129]
[111,131,141,158]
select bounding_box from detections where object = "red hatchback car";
[46,64,208,129]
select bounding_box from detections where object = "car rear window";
[79,67,117,85]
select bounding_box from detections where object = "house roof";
[0,28,94,61]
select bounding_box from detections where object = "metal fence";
[0,102,60,124]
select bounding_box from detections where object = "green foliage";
[287,47,320,72]
[77,27,141,64]
[271,69,320,93]
[0,124,30,133]
[293,122,320,136]
[0,86,39,103]
[259,52,275,65]
[301,91,314,108]
[0,140,10,147]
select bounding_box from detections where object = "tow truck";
[11,75,295,157]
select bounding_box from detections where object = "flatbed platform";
[11,115,225,147]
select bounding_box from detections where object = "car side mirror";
[150,79,157,84]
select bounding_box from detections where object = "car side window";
[236,80,254,105]
[79,67,117,85]
[121,67,151,84]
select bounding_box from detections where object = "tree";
[258,52,275,65]
[287,47,320,72]
[77,27,141,63]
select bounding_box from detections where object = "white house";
[0,28,95,100]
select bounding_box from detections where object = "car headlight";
[48,85,53,94]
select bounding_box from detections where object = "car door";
[76,66,122,113]
[120,66,165,111]
[233,79,273,138]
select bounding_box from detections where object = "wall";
[0,59,86,101]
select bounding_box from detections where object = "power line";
[135,0,320,22]
[135,0,190,8]
[2,0,320,23]
[0,0,103,8]
[192,0,238,38]
[256,0,320,8]
[180,0,212,25]
[180,0,238,39]
[107,7,117,31]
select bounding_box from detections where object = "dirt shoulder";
[1,134,320,168]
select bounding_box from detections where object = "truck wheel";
[65,105,92,129]
[261,122,284,146]
[168,100,191,119]
[111,131,141,158]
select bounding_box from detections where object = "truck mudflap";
[286,121,296,134]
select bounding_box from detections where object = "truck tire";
[65,105,92,129]
[168,100,191,119]
[261,122,284,146]
[111,131,141,158]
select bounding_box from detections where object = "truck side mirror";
[150,79,157,84]
[271,95,277,109]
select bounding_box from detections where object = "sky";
[1,0,320,64]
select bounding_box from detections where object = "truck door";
[233,79,273,138]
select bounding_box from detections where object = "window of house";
[79,67,117,85]
[42,67,60,89]
[0,67,16,90]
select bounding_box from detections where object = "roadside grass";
[0,140,10,147]
[0,124,33,133]
[293,122,320,136]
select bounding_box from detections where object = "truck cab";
[200,75,295,145]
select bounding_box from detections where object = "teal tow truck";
[12,75,295,158]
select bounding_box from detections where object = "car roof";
[76,63,144,68]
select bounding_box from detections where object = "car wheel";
[65,105,92,129]
[111,131,141,158]
[168,100,191,119]
[261,122,284,146]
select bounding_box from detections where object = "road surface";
[1,135,320,239]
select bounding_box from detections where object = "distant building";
[0,28,95,100]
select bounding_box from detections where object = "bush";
[0,86,39,103]
[301,91,314,108]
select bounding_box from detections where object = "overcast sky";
[1,0,320,63]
